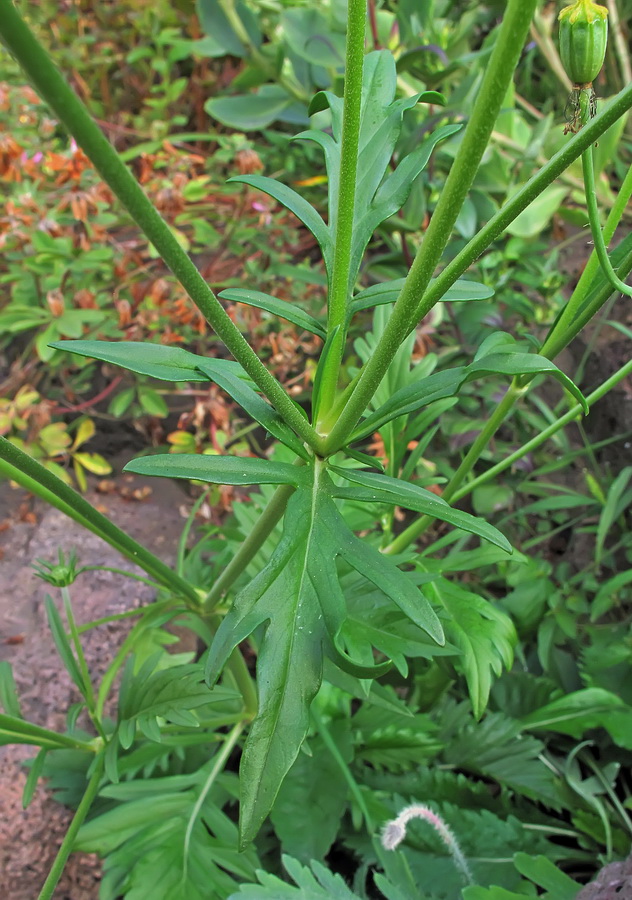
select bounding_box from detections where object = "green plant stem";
[317,0,367,423]
[323,78,632,454]
[37,754,105,900]
[321,0,537,452]
[386,382,525,554]
[451,357,632,503]
[540,154,632,358]
[202,481,296,611]
[183,721,245,877]
[0,4,319,452]
[312,708,374,833]
[0,437,200,607]
[578,101,632,298]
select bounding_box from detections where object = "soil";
[0,469,190,899]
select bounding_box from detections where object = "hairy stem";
[321,0,537,453]
[317,0,367,423]
[0,4,319,451]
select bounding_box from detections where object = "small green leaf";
[433,580,516,719]
[228,174,332,274]
[206,85,296,130]
[331,467,511,552]
[220,288,326,339]
[351,277,493,314]
[196,359,309,459]
[123,454,309,487]
[138,388,169,418]
[0,661,22,718]
[22,748,48,808]
[50,340,250,384]
[45,596,86,697]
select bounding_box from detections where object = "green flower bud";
[559,0,608,86]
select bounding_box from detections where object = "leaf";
[351,350,587,441]
[44,596,86,697]
[206,85,298,131]
[228,174,332,274]
[513,853,580,899]
[73,452,112,475]
[596,466,632,565]
[123,454,309,487]
[195,359,309,459]
[219,288,326,338]
[138,387,169,417]
[117,658,238,747]
[50,340,250,384]
[71,417,96,450]
[434,581,517,719]
[22,748,48,808]
[270,719,352,862]
[518,687,626,737]
[507,186,567,239]
[333,522,444,646]
[206,488,331,847]
[591,568,632,620]
[330,467,511,552]
[227,854,363,898]
[0,661,22,718]
[281,8,346,67]
[298,51,457,290]
[77,759,260,899]
[351,277,493,314]
[196,0,260,58]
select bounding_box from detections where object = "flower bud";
[559,0,608,86]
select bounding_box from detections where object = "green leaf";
[351,277,493,314]
[271,720,352,862]
[0,661,22,718]
[50,340,250,384]
[138,387,169,418]
[22,748,48,808]
[434,581,517,718]
[513,853,580,899]
[281,8,346,67]
[228,174,332,274]
[77,759,260,899]
[596,466,632,565]
[195,359,309,459]
[333,522,444,646]
[118,659,237,746]
[206,488,331,847]
[351,350,587,441]
[196,0,261,58]
[227,854,363,898]
[298,51,459,291]
[591,568,632,620]
[519,687,626,737]
[123,454,309,487]
[331,467,511,552]
[44,596,86,697]
[207,85,297,130]
[219,288,326,339]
